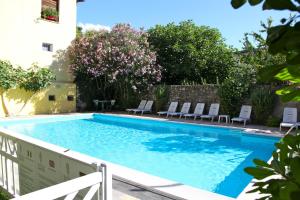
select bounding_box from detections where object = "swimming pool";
[0,114,278,198]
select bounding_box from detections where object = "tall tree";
[240,18,286,77]
[232,0,300,102]
[148,20,236,85]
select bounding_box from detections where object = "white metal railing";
[0,129,112,200]
[11,171,103,200]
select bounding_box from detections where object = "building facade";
[0,0,80,116]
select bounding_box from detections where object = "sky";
[77,0,289,49]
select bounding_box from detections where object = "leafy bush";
[153,85,169,112]
[218,63,256,116]
[148,20,236,85]
[250,87,276,125]
[266,116,281,127]
[245,133,300,200]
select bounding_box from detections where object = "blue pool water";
[0,114,278,198]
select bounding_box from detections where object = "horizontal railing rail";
[11,172,103,200]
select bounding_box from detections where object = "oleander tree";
[231,0,300,199]
[68,24,162,108]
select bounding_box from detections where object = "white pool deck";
[0,112,285,200]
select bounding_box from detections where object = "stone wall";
[149,84,300,119]
[167,85,219,111]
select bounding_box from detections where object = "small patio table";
[218,115,230,124]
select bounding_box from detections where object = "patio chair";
[126,100,147,113]
[280,107,298,131]
[168,102,191,118]
[231,105,252,127]
[157,102,178,116]
[200,103,220,122]
[133,100,154,115]
[107,99,116,111]
[183,103,205,120]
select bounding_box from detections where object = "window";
[48,95,56,101]
[67,95,74,101]
[41,0,59,22]
[42,43,53,52]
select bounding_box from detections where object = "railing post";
[97,163,112,200]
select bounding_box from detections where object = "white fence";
[0,128,112,200]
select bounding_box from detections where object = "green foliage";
[0,60,19,91]
[250,87,276,124]
[232,0,300,102]
[0,189,10,200]
[0,60,55,93]
[153,85,169,112]
[239,18,286,83]
[41,7,58,18]
[245,133,300,200]
[148,20,236,85]
[218,64,256,115]
[76,26,83,38]
[266,116,281,127]
[19,64,56,92]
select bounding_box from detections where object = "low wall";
[151,85,300,119]
[168,85,219,109]
[0,82,76,117]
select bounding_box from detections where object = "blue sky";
[77,0,289,49]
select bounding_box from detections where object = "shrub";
[250,87,276,125]
[218,63,256,116]
[266,116,281,127]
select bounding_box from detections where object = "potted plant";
[41,7,58,21]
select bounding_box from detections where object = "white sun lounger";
[168,102,191,118]
[183,103,205,120]
[200,103,220,122]
[280,107,298,131]
[231,105,252,127]
[157,102,178,116]
[126,100,147,113]
[133,100,154,115]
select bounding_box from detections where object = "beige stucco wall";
[0,0,78,116]
[0,83,76,117]
[0,0,77,82]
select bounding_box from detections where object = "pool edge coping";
[0,113,281,200]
